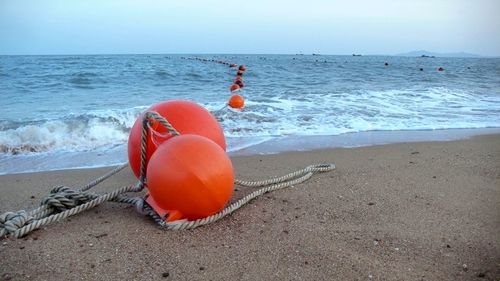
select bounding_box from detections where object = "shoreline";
[1,127,500,176]
[230,127,500,156]
[1,134,499,280]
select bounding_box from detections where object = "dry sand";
[1,134,499,280]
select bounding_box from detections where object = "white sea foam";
[0,108,142,154]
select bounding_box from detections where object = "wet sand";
[1,134,499,280]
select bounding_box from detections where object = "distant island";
[396,50,483,58]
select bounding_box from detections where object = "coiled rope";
[0,112,335,238]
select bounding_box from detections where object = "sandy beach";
[1,134,499,280]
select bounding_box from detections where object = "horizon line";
[1,52,498,58]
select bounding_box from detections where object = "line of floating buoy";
[180,56,239,68]
[228,65,246,109]
[180,56,247,111]
[381,61,447,72]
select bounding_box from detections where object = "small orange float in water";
[238,65,246,72]
[127,100,226,178]
[228,94,244,109]
[145,134,234,221]
[229,83,240,92]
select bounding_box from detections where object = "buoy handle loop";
[139,111,181,186]
[144,111,181,136]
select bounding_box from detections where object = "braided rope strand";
[80,163,128,192]
[10,185,139,238]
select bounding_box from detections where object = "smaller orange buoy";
[238,65,246,71]
[229,63,237,67]
[229,83,240,92]
[234,76,243,82]
[236,70,244,76]
[145,134,234,221]
[228,94,244,109]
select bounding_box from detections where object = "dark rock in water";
[162,272,170,278]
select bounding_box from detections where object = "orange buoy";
[238,65,246,71]
[228,94,244,109]
[236,70,244,76]
[128,100,226,178]
[229,83,240,92]
[229,63,237,67]
[145,134,234,221]
[234,76,243,82]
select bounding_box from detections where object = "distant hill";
[396,50,483,58]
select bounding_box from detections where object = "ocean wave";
[67,72,101,88]
[210,87,500,138]
[0,144,50,155]
[0,110,140,155]
[184,72,203,79]
[155,69,174,77]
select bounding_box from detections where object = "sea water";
[0,54,499,174]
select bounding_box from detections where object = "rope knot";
[0,210,34,236]
[41,186,95,212]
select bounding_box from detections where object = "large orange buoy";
[128,100,226,178]
[228,94,244,109]
[145,134,234,221]
[229,83,240,92]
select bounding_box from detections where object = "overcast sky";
[1,0,499,56]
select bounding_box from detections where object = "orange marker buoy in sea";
[228,94,244,109]
[229,63,237,67]
[145,134,234,221]
[127,100,226,178]
[229,83,240,92]
[234,76,243,82]
[238,65,246,72]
